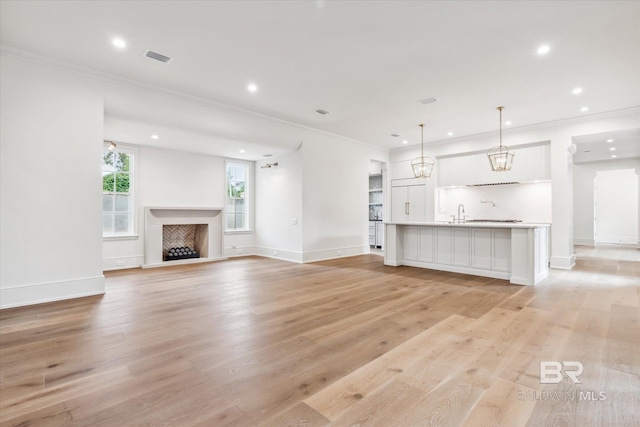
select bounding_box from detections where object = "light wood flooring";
[1,245,638,426]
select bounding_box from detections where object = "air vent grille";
[315,109,330,115]
[391,134,400,138]
[466,182,520,187]
[145,50,172,63]
[419,97,439,105]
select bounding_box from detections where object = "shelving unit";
[368,174,383,220]
[369,173,383,248]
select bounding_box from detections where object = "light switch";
[292,218,298,225]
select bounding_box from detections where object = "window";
[102,144,134,236]
[226,161,250,231]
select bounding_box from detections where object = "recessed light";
[402,140,408,145]
[505,121,512,126]
[391,134,400,138]
[315,109,330,115]
[611,155,617,158]
[580,106,589,112]
[572,87,583,95]
[247,83,257,93]
[447,132,453,136]
[151,134,159,140]
[537,45,550,55]
[112,38,126,49]
[607,139,614,143]
[239,149,246,153]
[609,147,616,151]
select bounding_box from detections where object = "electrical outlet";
[337,250,342,256]
[273,251,278,256]
[116,260,125,266]
[292,218,297,225]
[232,244,236,249]
[237,249,243,254]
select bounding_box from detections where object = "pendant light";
[411,124,435,178]
[487,106,514,171]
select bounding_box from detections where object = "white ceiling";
[572,129,640,164]
[1,1,639,155]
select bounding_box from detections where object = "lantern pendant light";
[411,124,435,178]
[487,106,514,172]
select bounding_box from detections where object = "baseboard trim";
[254,247,303,263]
[550,254,576,270]
[253,245,370,264]
[574,238,595,246]
[302,246,369,263]
[224,245,257,258]
[103,255,144,271]
[0,275,105,309]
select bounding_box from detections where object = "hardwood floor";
[1,246,638,426]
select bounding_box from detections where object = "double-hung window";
[226,161,250,231]
[102,143,135,236]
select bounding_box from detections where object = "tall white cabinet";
[391,178,426,222]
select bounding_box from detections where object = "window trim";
[225,159,252,232]
[102,142,138,238]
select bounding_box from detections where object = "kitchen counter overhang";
[384,222,549,286]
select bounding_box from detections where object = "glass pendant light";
[411,124,435,178]
[487,106,514,171]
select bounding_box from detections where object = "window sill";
[224,230,254,235]
[103,234,139,241]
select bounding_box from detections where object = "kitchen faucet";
[457,204,465,223]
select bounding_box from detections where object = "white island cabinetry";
[385,222,549,286]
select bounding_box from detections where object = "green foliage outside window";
[103,173,130,192]
[103,151,131,192]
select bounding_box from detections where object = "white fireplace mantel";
[143,207,225,268]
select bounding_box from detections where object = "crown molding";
[0,45,388,153]
[394,106,640,153]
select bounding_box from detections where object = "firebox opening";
[162,224,209,262]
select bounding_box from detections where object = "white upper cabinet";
[438,143,550,187]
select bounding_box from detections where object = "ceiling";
[573,129,640,164]
[1,1,639,156]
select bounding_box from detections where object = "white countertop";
[384,221,550,229]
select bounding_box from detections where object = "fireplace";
[162,224,209,261]
[144,207,224,268]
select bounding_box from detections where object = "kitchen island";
[384,222,549,285]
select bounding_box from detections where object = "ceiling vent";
[315,109,330,115]
[419,97,439,105]
[391,133,401,138]
[466,182,519,187]
[145,50,172,63]
[263,154,273,157]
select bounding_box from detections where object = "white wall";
[573,159,640,245]
[1,55,105,308]
[255,149,303,261]
[103,145,256,270]
[595,169,638,244]
[389,109,640,269]
[438,182,552,223]
[301,134,389,262]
